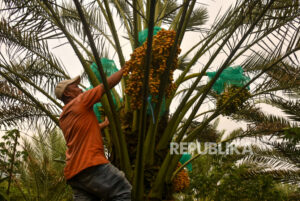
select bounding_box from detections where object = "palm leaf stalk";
[132,0,139,48]
[131,0,141,132]
[162,3,250,139]
[60,2,117,52]
[174,0,251,83]
[143,0,191,168]
[169,3,183,30]
[154,1,160,24]
[96,0,129,111]
[122,0,145,29]
[59,4,117,52]
[113,0,135,49]
[230,20,299,65]
[72,0,132,178]
[69,33,94,59]
[133,1,156,199]
[97,0,126,66]
[156,0,167,27]
[177,0,197,45]
[137,0,144,30]
[145,0,150,29]
[164,30,232,108]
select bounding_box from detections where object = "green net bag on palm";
[89,58,119,85]
[206,66,250,94]
[138,26,162,46]
[86,58,120,122]
[179,152,192,172]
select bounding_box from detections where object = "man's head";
[55,76,82,104]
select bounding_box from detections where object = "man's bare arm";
[99,116,109,129]
[104,68,124,89]
[80,68,124,108]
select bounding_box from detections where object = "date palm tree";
[13,128,72,201]
[1,0,300,200]
[230,65,300,185]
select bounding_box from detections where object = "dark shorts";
[67,163,132,201]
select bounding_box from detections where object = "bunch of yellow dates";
[172,162,190,192]
[124,29,181,110]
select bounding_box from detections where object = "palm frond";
[0,19,69,78]
[17,128,72,201]
[233,106,291,129]
[0,103,58,130]
[177,56,191,72]
[59,1,113,53]
[244,168,300,184]
[240,142,300,184]
[160,0,179,26]
[185,120,221,143]
[222,128,245,142]
[0,75,59,130]
[109,0,133,26]
[185,7,208,32]
[1,58,66,98]
[0,19,44,55]
[242,153,297,171]
[265,140,300,166]
[265,97,300,122]
[2,0,64,40]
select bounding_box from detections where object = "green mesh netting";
[87,58,120,123]
[146,95,166,119]
[138,26,162,46]
[89,58,119,86]
[206,66,250,94]
[179,153,192,172]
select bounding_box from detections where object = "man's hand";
[99,116,109,129]
[106,68,124,89]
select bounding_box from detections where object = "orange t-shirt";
[59,85,109,180]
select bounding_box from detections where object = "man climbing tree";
[55,69,132,201]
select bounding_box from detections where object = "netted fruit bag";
[179,153,192,172]
[86,58,120,122]
[123,29,181,110]
[206,66,251,115]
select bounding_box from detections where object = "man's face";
[64,82,83,99]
